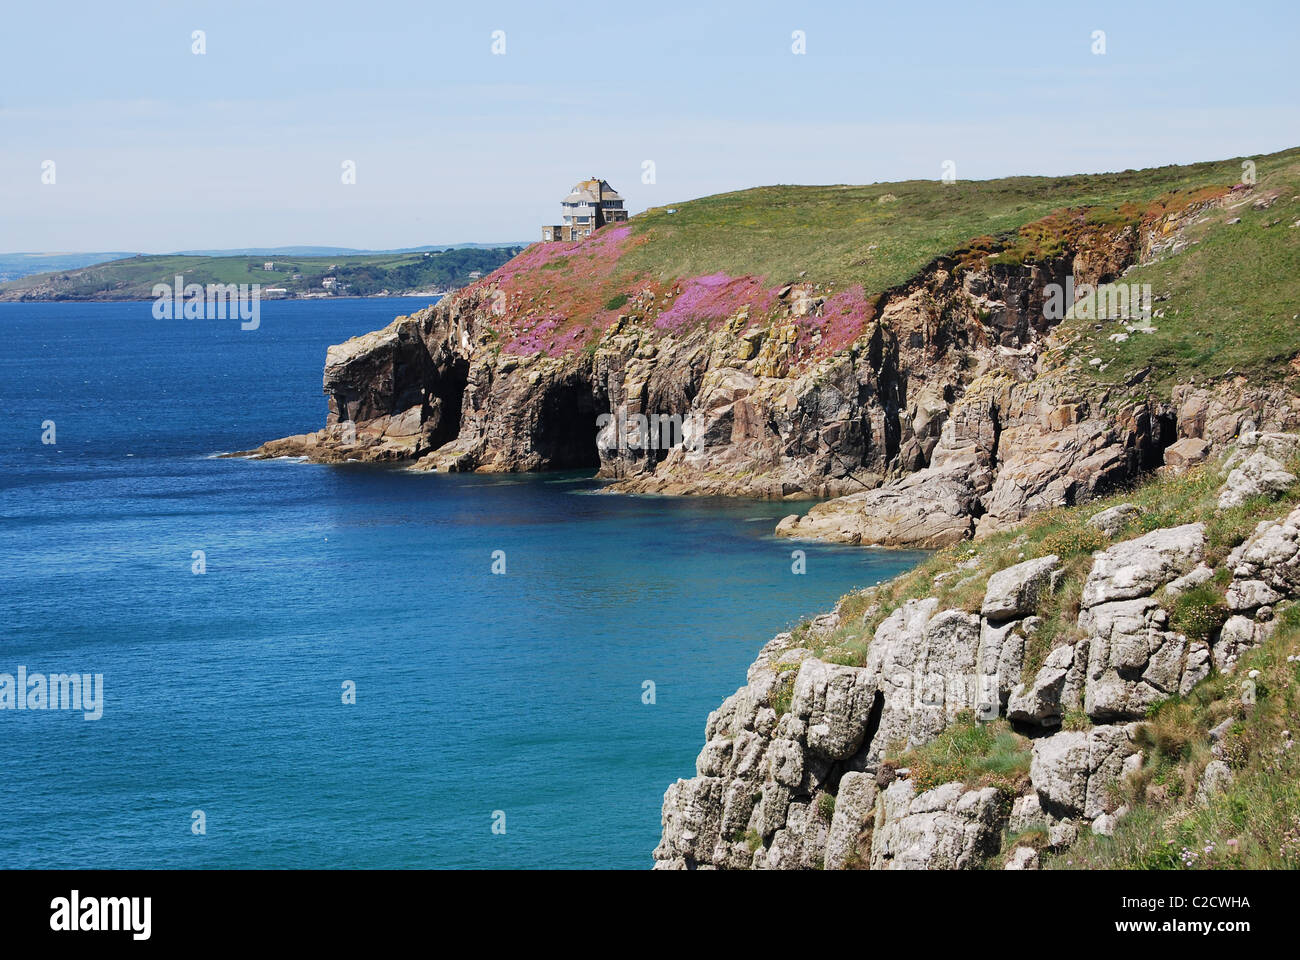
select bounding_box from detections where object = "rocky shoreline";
[655,432,1300,869]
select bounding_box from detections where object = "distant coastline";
[0,246,522,303]
[0,291,450,304]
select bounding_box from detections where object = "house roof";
[563,178,623,204]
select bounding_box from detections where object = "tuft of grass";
[771,671,796,716]
[896,711,1031,795]
[1168,582,1230,644]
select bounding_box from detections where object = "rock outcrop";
[656,438,1300,868]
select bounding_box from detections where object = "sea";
[0,297,925,868]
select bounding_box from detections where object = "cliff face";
[245,179,1298,547]
[244,194,1266,537]
[655,432,1300,869]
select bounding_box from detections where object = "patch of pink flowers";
[490,224,633,287]
[503,317,560,355]
[818,284,875,351]
[655,273,776,330]
[500,315,595,357]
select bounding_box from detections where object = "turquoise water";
[0,298,924,868]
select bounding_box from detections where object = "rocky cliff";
[243,162,1300,547]
[242,150,1300,870]
[655,432,1300,869]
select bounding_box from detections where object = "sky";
[1,0,1297,252]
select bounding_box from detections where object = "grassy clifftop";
[624,154,1271,289]
[1047,151,1300,399]
[464,147,1300,377]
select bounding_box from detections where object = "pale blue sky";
[2,0,1297,252]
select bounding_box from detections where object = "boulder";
[754,799,830,869]
[823,772,878,869]
[789,660,876,759]
[1007,641,1085,725]
[1196,759,1233,803]
[1030,724,1137,820]
[1218,451,1296,510]
[1080,523,1206,608]
[981,555,1061,621]
[1082,597,1186,720]
[1088,503,1140,538]
[1004,846,1040,870]
[870,780,1006,870]
[1163,436,1210,470]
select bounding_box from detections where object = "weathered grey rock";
[823,772,878,869]
[1008,641,1082,725]
[975,617,1030,718]
[1031,724,1137,820]
[767,738,805,787]
[1166,563,1214,599]
[1196,759,1233,803]
[1213,615,1270,674]
[1030,730,1090,815]
[1180,641,1213,695]
[1088,503,1140,538]
[1218,451,1295,510]
[1209,717,1236,742]
[1008,792,1046,833]
[655,777,725,867]
[870,780,1006,870]
[1082,597,1186,720]
[864,600,986,751]
[755,799,830,869]
[1225,578,1282,611]
[789,659,875,760]
[1048,819,1079,848]
[1080,523,1206,608]
[775,468,981,547]
[982,554,1061,621]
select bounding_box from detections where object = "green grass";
[621,151,1288,293]
[1049,149,1300,396]
[894,711,1031,794]
[453,146,1300,368]
[1168,581,1231,644]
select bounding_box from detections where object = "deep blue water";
[0,298,924,869]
